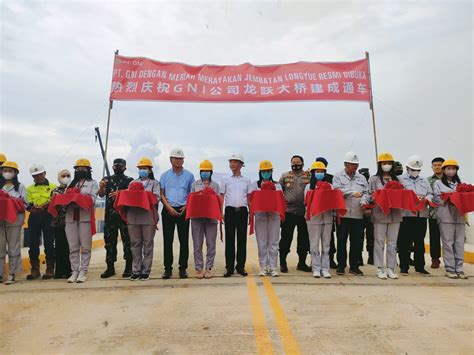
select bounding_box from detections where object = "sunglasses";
[61,175,71,178]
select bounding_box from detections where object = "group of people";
[0,149,470,285]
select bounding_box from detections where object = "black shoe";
[409,258,415,266]
[330,259,338,269]
[280,264,289,273]
[130,273,141,281]
[416,269,430,275]
[400,269,409,275]
[296,263,312,272]
[236,268,248,277]
[100,264,115,279]
[179,269,188,279]
[349,268,364,276]
[122,261,132,278]
[140,274,150,281]
[223,269,234,278]
[336,267,345,275]
[162,271,172,279]
[367,256,374,265]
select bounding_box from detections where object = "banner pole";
[103,49,119,177]
[366,51,379,162]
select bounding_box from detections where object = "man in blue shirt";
[160,148,195,279]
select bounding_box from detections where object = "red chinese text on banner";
[0,191,25,224]
[47,188,96,235]
[110,55,370,103]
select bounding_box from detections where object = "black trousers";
[54,225,71,278]
[329,220,336,257]
[28,211,55,262]
[224,207,248,271]
[162,206,189,271]
[103,213,131,264]
[398,217,427,271]
[336,218,364,270]
[279,212,309,264]
[360,216,374,260]
[428,218,441,260]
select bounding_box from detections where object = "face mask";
[75,170,88,179]
[138,169,149,179]
[381,164,392,173]
[200,171,211,180]
[291,164,303,172]
[113,167,124,176]
[408,170,420,178]
[261,171,272,180]
[2,172,14,180]
[445,169,457,177]
[60,177,71,186]
[315,172,325,181]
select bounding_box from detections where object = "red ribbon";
[439,191,474,214]
[48,191,96,235]
[185,188,223,240]
[0,191,25,223]
[113,187,159,226]
[248,188,287,235]
[367,188,419,215]
[304,186,346,222]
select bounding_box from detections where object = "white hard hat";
[229,153,245,165]
[170,148,185,159]
[406,155,423,171]
[30,164,46,176]
[343,152,359,164]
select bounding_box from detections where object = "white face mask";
[60,177,71,186]
[409,170,420,178]
[381,164,392,173]
[2,172,14,180]
[445,169,457,177]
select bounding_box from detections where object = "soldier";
[99,159,134,278]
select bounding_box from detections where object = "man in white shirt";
[220,154,251,277]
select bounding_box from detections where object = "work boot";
[26,260,41,280]
[122,259,132,278]
[280,256,288,273]
[100,262,115,279]
[42,260,55,280]
[297,254,311,272]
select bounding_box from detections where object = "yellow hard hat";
[137,157,153,168]
[199,160,213,171]
[2,161,19,172]
[377,152,394,163]
[0,153,7,164]
[259,160,273,171]
[74,158,91,168]
[441,159,459,169]
[310,161,327,171]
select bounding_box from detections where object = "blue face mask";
[200,171,211,180]
[138,169,149,179]
[261,171,272,180]
[315,172,325,181]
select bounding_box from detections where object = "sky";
[0,0,472,185]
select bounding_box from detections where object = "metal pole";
[103,49,119,177]
[366,51,379,161]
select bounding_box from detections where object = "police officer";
[99,158,133,278]
[278,155,311,272]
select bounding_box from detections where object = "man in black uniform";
[316,157,338,269]
[99,159,134,278]
[358,167,374,265]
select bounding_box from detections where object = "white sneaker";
[67,271,79,283]
[259,269,267,277]
[377,268,387,279]
[5,274,15,285]
[386,268,398,279]
[457,272,468,280]
[313,270,321,278]
[270,269,279,277]
[445,272,458,279]
[321,270,331,278]
[76,271,87,283]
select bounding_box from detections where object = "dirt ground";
[1,231,473,354]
